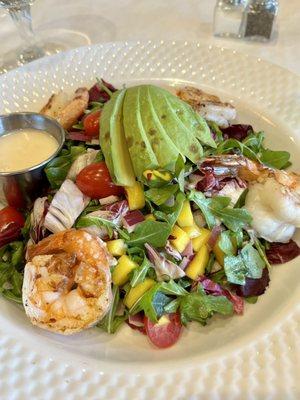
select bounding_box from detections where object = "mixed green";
[1,79,299,349]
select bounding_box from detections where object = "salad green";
[1,79,299,349]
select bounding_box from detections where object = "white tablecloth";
[0,0,299,75]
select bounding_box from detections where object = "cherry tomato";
[144,313,182,349]
[0,206,25,247]
[3,177,25,209]
[83,110,101,137]
[76,162,124,199]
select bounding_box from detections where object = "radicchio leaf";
[266,240,300,265]
[234,267,270,297]
[207,225,222,249]
[88,79,117,103]
[221,124,253,141]
[198,276,244,315]
[122,210,145,233]
[30,197,49,243]
[145,243,185,281]
[126,313,146,335]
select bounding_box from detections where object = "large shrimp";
[23,229,113,335]
[201,155,300,242]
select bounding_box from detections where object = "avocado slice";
[123,86,159,179]
[148,85,203,163]
[100,89,136,186]
[163,88,216,148]
[139,85,180,170]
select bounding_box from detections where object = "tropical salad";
[1,79,300,349]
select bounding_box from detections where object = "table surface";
[0,0,299,75]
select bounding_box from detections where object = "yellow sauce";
[0,129,59,173]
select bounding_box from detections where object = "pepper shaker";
[241,0,279,41]
[214,0,247,39]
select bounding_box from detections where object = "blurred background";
[0,0,298,74]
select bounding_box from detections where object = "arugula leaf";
[45,144,86,189]
[145,184,178,206]
[224,243,265,285]
[164,297,180,313]
[218,231,236,256]
[188,191,216,229]
[216,130,291,170]
[217,138,258,161]
[234,188,248,209]
[98,286,127,333]
[128,221,171,248]
[189,191,252,231]
[130,256,152,287]
[208,121,223,143]
[242,131,265,152]
[213,207,252,232]
[154,192,185,227]
[76,215,115,238]
[260,149,291,169]
[130,280,188,322]
[179,287,233,325]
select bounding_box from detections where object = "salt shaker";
[214,0,247,39]
[241,0,279,41]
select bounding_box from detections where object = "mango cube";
[185,245,210,280]
[183,224,201,239]
[192,228,211,252]
[170,225,191,253]
[107,239,127,257]
[124,181,145,210]
[124,278,155,309]
[112,255,138,286]
[177,200,194,228]
[145,213,156,221]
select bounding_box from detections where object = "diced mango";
[145,213,156,221]
[124,181,145,210]
[213,237,237,266]
[183,224,201,239]
[177,200,194,228]
[152,170,172,181]
[112,255,138,286]
[107,239,127,257]
[192,228,211,252]
[143,169,172,182]
[124,278,155,309]
[185,245,210,280]
[170,225,191,253]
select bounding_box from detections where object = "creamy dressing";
[0,129,58,172]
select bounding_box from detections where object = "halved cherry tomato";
[3,177,25,209]
[76,162,124,199]
[0,206,25,247]
[83,110,101,137]
[144,313,182,349]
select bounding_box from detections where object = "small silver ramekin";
[0,112,65,209]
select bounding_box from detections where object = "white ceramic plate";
[0,41,300,400]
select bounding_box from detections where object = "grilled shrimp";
[177,86,236,128]
[201,155,300,242]
[23,229,113,335]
